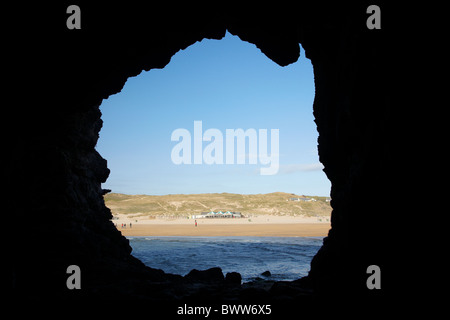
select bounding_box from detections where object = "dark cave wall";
[9,3,403,297]
[306,24,394,292]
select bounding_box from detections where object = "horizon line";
[104,191,331,197]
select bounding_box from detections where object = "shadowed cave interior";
[8,3,410,304]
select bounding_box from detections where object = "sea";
[128,236,323,282]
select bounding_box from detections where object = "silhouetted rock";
[239,287,271,301]
[9,3,407,301]
[184,267,225,283]
[261,270,271,277]
[269,281,312,298]
[225,272,242,285]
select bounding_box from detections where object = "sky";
[96,32,331,196]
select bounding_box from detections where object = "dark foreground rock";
[261,270,272,277]
[184,267,225,283]
[9,3,410,304]
[225,272,242,286]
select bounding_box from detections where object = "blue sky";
[96,32,331,196]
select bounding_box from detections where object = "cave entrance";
[96,31,331,282]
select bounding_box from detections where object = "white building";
[289,197,316,202]
[191,211,242,219]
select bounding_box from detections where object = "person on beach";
[195,220,197,227]
[130,222,132,228]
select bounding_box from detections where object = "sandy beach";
[113,214,331,237]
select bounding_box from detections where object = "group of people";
[120,223,132,228]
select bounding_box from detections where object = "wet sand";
[118,223,330,237]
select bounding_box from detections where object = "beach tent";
[204,211,215,218]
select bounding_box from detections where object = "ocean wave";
[128,236,322,282]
